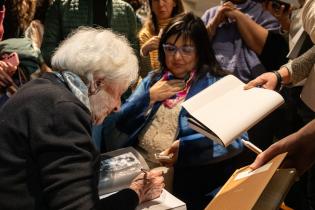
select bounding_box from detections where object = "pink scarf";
[162,70,196,108]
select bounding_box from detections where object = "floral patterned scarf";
[162,70,196,108]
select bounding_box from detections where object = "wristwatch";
[272,71,283,91]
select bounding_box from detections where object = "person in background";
[123,0,147,31]
[0,27,164,210]
[0,19,49,107]
[103,13,246,210]
[41,0,139,67]
[2,0,37,39]
[202,0,288,83]
[138,0,184,77]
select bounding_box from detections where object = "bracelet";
[272,71,283,91]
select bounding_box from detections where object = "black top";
[93,0,108,28]
[259,31,289,71]
[0,73,139,210]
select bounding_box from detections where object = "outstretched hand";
[129,170,164,203]
[250,119,315,176]
[244,72,278,90]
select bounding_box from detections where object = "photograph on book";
[99,151,144,195]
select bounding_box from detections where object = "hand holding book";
[182,75,284,150]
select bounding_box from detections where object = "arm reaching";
[250,119,315,175]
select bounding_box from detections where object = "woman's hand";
[0,61,16,88]
[158,140,180,167]
[141,36,161,56]
[244,66,291,90]
[149,79,185,105]
[206,1,238,37]
[244,72,279,90]
[129,170,164,203]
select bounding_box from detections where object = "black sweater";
[0,73,138,210]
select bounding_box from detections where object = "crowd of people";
[0,0,314,210]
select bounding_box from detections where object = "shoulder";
[22,74,87,112]
[112,0,134,13]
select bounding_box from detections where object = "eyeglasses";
[162,44,196,57]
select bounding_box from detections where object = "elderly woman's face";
[163,35,197,78]
[88,72,128,125]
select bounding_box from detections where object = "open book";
[182,75,284,146]
[98,147,186,210]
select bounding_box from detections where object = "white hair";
[51,27,139,84]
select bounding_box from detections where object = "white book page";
[136,189,186,210]
[183,75,284,146]
[183,75,243,115]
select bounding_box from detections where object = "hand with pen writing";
[129,170,165,203]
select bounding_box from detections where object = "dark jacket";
[0,73,138,210]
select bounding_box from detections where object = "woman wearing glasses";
[104,12,245,210]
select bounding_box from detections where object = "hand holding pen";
[129,169,165,204]
[241,139,262,155]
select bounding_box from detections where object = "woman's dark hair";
[145,0,184,35]
[158,12,226,79]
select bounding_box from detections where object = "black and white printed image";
[99,152,142,194]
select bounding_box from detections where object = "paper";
[136,189,186,210]
[234,163,272,180]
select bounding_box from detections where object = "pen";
[141,168,149,185]
[241,139,262,155]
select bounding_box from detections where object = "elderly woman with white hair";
[0,27,164,210]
